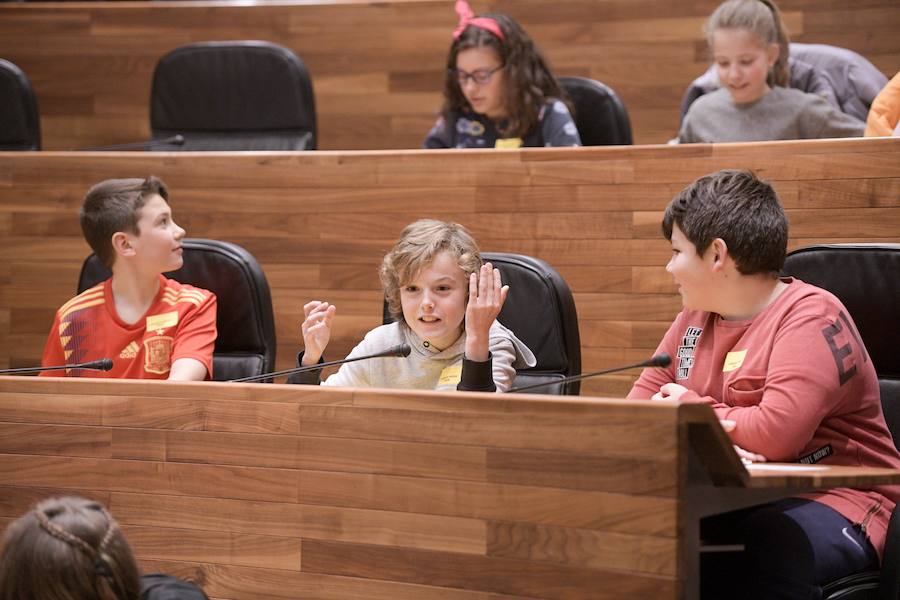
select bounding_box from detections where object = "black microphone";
[507,353,672,394]
[230,343,412,383]
[72,135,185,152]
[0,358,114,376]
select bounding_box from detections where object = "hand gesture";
[464,262,509,362]
[300,300,336,365]
[651,382,689,402]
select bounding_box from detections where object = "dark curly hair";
[441,13,570,139]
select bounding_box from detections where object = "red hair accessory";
[452,0,504,41]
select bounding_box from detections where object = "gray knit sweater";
[289,320,536,392]
[678,86,865,143]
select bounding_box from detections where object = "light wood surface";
[2,138,899,396]
[0,0,897,151]
[1,377,897,599]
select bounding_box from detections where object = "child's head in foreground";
[442,1,566,138]
[662,169,788,308]
[0,496,140,600]
[705,0,790,104]
[80,175,184,271]
[380,219,483,348]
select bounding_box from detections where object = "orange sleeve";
[865,72,900,137]
[38,311,65,376]
[171,292,217,379]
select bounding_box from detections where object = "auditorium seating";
[560,76,633,146]
[0,58,40,151]
[150,41,317,151]
[782,243,900,599]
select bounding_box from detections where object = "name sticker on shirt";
[438,364,462,386]
[723,349,747,372]
[495,137,523,149]
[146,311,179,332]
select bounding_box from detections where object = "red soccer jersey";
[40,275,216,379]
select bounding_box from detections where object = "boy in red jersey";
[628,169,900,599]
[40,176,216,380]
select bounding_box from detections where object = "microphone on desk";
[506,353,671,394]
[230,343,413,383]
[71,135,186,152]
[0,358,114,376]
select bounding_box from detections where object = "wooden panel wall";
[2,139,899,396]
[0,0,897,151]
[0,377,698,599]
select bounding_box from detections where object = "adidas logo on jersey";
[119,341,139,359]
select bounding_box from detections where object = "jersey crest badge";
[143,336,174,374]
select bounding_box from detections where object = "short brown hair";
[0,496,141,600]
[380,220,483,320]
[662,169,788,275]
[80,176,169,268]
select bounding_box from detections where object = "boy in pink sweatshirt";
[629,169,900,599]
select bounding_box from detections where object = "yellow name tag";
[723,350,747,372]
[438,364,462,386]
[495,137,523,149]
[146,311,179,332]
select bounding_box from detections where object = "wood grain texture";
[0,0,897,151]
[1,379,897,599]
[0,378,696,599]
[2,138,898,398]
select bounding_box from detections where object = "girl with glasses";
[424,1,581,149]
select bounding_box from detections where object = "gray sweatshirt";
[679,86,865,143]
[290,320,536,392]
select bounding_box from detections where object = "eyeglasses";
[450,64,504,86]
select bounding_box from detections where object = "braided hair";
[0,497,141,600]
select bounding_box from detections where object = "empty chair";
[150,41,316,151]
[382,252,582,395]
[0,58,40,150]
[782,243,900,600]
[559,76,633,146]
[78,238,276,381]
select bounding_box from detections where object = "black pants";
[701,498,878,600]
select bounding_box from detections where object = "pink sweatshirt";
[629,278,900,560]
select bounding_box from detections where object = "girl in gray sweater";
[678,0,864,143]
[289,219,535,392]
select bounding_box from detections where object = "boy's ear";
[709,238,729,270]
[110,231,136,258]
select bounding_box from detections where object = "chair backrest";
[0,58,40,151]
[78,239,276,381]
[782,244,900,450]
[150,41,316,150]
[382,252,582,395]
[559,76,633,146]
[790,43,888,122]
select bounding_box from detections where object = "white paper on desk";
[745,464,829,472]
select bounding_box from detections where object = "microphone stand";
[72,135,185,152]
[0,359,114,375]
[230,344,411,384]
[507,353,672,394]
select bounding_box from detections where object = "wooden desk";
[2,138,899,396]
[0,0,897,150]
[0,377,898,599]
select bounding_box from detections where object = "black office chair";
[150,41,316,151]
[0,58,40,150]
[382,252,581,395]
[78,239,276,382]
[783,244,900,600]
[559,76,632,146]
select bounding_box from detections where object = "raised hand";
[300,300,336,365]
[464,262,509,362]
